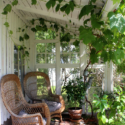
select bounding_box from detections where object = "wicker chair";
[23,72,65,121]
[0,74,51,125]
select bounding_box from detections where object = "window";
[60,42,80,64]
[14,45,25,93]
[36,43,56,64]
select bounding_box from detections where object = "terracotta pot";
[68,107,82,120]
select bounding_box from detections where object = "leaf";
[79,26,96,44]
[90,48,99,64]
[12,0,18,6]
[65,5,70,15]
[111,0,121,4]
[46,1,52,10]
[4,4,12,12]
[58,0,63,3]
[108,12,125,33]
[73,40,80,46]
[24,33,29,40]
[2,11,8,15]
[55,4,60,12]
[39,18,44,25]
[19,36,24,41]
[9,30,13,35]
[101,115,107,124]
[90,0,96,4]
[92,37,107,51]
[30,19,35,25]
[36,25,43,31]
[18,46,24,50]
[4,22,9,27]
[79,5,95,19]
[31,0,37,5]
[60,4,68,12]
[103,29,113,41]
[54,24,59,32]
[22,29,25,32]
[69,1,74,11]
[61,26,64,33]
[84,18,90,27]
[31,28,37,32]
[101,50,108,63]
[51,0,56,7]
[91,15,104,28]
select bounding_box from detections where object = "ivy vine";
[2,0,125,71]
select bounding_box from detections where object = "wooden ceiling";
[3,0,119,35]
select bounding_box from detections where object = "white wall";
[0,2,29,124]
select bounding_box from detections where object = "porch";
[0,0,124,125]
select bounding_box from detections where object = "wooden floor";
[3,114,98,125]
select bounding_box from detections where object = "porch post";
[56,41,61,95]
[104,61,114,92]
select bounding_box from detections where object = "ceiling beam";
[16,5,86,26]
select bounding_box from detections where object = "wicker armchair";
[23,72,65,121]
[0,74,51,125]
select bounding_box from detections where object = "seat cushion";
[18,110,46,125]
[44,100,61,112]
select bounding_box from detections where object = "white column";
[104,61,114,92]
[56,41,61,95]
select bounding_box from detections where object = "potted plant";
[63,73,93,120]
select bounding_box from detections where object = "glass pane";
[60,54,70,63]
[35,29,56,40]
[36,54,45,63]
[71,53,80,64]
[36,68,56,94]
[70,43,80,52]
[36,43,46,53]
[60,42,70,52]
[46,43,56,53]
[46,54,55,64]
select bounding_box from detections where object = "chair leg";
[60,114,62,122]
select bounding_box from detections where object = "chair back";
[1,74,25,115]
[23,72,53,101]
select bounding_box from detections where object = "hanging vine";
[1,0,125,69]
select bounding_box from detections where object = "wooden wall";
[0,2,29,124]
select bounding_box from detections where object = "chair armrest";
[23,102,51,125]
[51,94,65,112]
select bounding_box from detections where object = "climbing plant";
[1,0,125,68]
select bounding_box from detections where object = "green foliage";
[93,86,125,125]
[111,0,121,4]
[55,4,60,12]
[63,77,87,107]
[2,4,12,15]
[60,33,72,42]
[24,33,29,40]
[12,0,18,6]
[79,5,95,19]
[108,12,125,33]
[117,59,125,74]
[79,26,95,44]
[4,22,9,27]
[60,1,75,15]
[31,0,37,5]
[30,19,35,25]
[46,0,56,9]
[19,36,24,42]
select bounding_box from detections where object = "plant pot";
[68,107,82,120]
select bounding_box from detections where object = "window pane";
[36,43,46,53]
[36,68,56,94]
[46,54,55,64]
[36,54,45,63]
[70,43,79,52]
[71,53,80,64]
[46,43,56,53]
[60,54,70,63]
[60,42,70,52]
